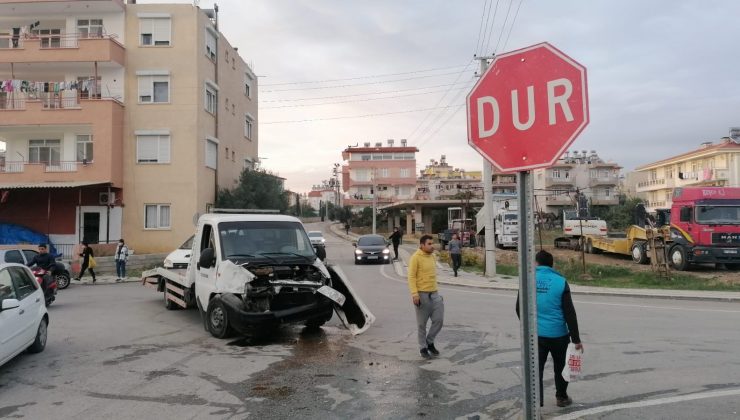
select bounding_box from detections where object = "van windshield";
[695,206,740,225]
[217,221,316,262]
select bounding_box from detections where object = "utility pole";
[476,55,497,277]
[372,169,377,234]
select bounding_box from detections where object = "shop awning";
[0,181,111,189]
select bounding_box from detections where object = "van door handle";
[19,309,25,315]
[36,298,41,303]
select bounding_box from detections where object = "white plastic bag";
[561,343,583,382]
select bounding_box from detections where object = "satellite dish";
[192,212,201,226]
[193,0,201,6]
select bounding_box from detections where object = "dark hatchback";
[353,234,391,264]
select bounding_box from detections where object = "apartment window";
[231,151,235,162]
[361,154,371,161]
[552,169,561,178]
[590,169,597,178]
[231,104,235,116]
[232,57,236,70]
[379,168,389,178]
[225,50,229,63]
[76,135,93,162]
[205,138,218,169]
[225,97,229,111]
[136,134,170,163]
[205,27,217,61]
[244,114,254,139]
[33,29,61,48]
[77,76,101,99]
[138,74,169,103]
[145,204,170,229]
[400,168,410,178]
[139,17,171,46]
[77,19,103,38]
[244,73,253,98]
[205,82,217,114]
[29,139,61,165]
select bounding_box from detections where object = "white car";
[307,231,326,246]
[0,263,49,367]
[164,235,194,269]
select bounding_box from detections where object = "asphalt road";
[1,222,738,419]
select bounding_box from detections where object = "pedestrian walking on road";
[76,241,97,284]
[389,226,402,261]
[114,239,129,282]
[345,221,351,235]
[408,234,444,359]
[448,233,462,277]
[516,250,583,408]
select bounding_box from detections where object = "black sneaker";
[556,396,572,407]
[420,348,432,359]
[427,343,440,356]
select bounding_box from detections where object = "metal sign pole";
[518,170,540,418]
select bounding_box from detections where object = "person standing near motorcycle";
[114,239,129,282]
[76,241,97,283]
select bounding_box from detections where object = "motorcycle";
[31,267,58,307]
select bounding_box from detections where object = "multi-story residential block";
[306,186,336,212]
[533,150,621,214]
[341,139,418,209]
[632,137,740,212]
[416,155,482,200]
[0,0,258,254]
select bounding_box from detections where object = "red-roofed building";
[632,137,740,212]
[341,139,418,209]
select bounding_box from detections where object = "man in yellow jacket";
[408,234,444,359]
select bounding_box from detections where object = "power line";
[260,81,472,103]
[261,104,463,125]
[259,85,473,109]
[415,80,472,147]
[405,60,475,141]
[261,64,468,86]
[482,0,501,56]
[502,0,525,52]
[262,70,466,93]
[493,0,515,54]
[475,0,492,56]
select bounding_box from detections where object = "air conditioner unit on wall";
[99,192,116,205]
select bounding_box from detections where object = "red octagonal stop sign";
[467,42,589,172]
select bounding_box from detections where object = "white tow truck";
[142,212,375,338]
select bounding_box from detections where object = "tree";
[216,169,288,213]
[591,195,644,231]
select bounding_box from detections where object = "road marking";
[551,387,740,420]
[378,265,740,313]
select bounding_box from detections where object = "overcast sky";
[157,1,739,192]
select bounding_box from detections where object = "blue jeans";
[116,260,126,278]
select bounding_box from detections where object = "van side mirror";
[352,242,357,247]
[1,298,20,311]
[199,248,216,269]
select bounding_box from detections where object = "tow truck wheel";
[668,246,689,271]
[631,242,648,264]
[207,297,234,339]
[164,289,179,310]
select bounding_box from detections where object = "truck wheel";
[585,239,593,254]
[207,297,234,339]
[668,246,689,271]
[631,242,648,264]
[164,289,179,310]
[495,236,503,249]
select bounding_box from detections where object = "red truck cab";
[668,187,740,270]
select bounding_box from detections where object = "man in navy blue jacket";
[517,250,583,408]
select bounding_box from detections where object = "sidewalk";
[327,222,740,302]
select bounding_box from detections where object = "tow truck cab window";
[200,224,215,253]
[679,207,693,222]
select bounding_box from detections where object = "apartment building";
[416,155,482,200]
[632,138,740,212]
[306,187,336,212]
[533,150,621,214]
[341,139,418,209]
[0,0,258,254]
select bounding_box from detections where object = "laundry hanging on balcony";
[1,78,98,95]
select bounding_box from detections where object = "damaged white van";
[142,212,375,338]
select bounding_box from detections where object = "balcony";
[0,32,125,66]
[544,195,572,205]
[590,176,619,186]
[590,196,619,206]
[544,177,574,187]
[636,178,666,192]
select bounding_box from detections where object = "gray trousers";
[415,291,444,349]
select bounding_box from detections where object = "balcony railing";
[0,161,87,174]
[637,178,666,188]
[0,98,26,110]
[42,96,81,109]
[0,32,116,50]
[546,177,574,184]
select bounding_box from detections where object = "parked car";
[0,247,72,290]
[164,235,195,269]
[307,231,326,246]
[353,234,392,264]
[0,263,49,368]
